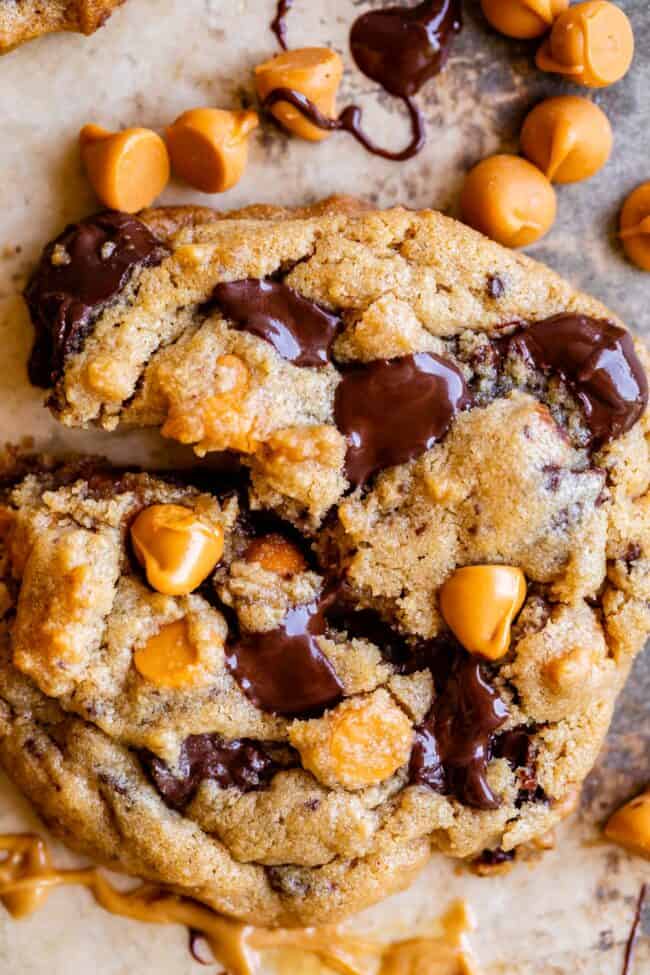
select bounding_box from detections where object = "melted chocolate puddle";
[504,315,648,445]
[334,352,470,487]
[350,0,462,98]
[264,0,461,160]
[409,644,508,810]
[226,589,344,717]
[211,279,341,368]
[141,734,278,809]
[25,211,168,388]
[271,0,293,50]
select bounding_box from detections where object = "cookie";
[4,200,650,926]
[0,0,124,54]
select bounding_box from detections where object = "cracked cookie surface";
[4,198,650,926]
[0,0,125,53]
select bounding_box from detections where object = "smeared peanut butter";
[0,833,479,975]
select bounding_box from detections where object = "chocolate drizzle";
[271,0,293,50]
[141,734,277,809]
[506,315,648,445]
[409,647,508,810]
[211,279,341,368]
[25,211,168,388]
[263,0,460,160]
[334,352,470,487]
[350,0,462,98]
[226,590,344,717]
[263,87,426,162]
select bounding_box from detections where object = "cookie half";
[5,200,650,925]
[0,0,125,53]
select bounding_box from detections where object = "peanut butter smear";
[0,833,480,974]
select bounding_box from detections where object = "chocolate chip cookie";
[0,0,125,54]
[2,199,649,926]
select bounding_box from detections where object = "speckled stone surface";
[0,1,648,972]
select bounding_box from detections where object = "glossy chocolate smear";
[141,734,277,809]
[494,726,540,803]
[211,279,341,368]
[335,352,470,487]
[508,315,648,444]
[25,211,169,388]
[350,0,462,98]
[410,650,508,809]
[226,591,344,717]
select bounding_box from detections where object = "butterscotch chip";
[480,0,569,40]
[166,109,259,194]
[133,618,201,688]
[80,125,170,214]
[520,96,613,184]
[605,788,650,858]
[289,690,414,790]
[131,504,224,596]
[439,565,527,660]
[255,47,343,142]
[461,155,557,247]
[244,534,306,577]
[536,1,634,88]
[619,182,650,272]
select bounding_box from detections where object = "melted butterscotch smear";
[0,833,479,974]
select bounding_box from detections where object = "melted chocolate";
[226,590,344,717]
[141,734,277,809]
[271,0,293,50]
[334,352,470,487]
[622,883,648,975]
[211,279,341,368]
[494,726,539,803]
[263,87,425,162]
[350,0,462,98]
[476,847,516,868]
[507,315,648,445]
[410,649,508,809]
[25,211,168,388]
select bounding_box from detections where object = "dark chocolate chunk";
[141,734,277,809]
[350,0,462,98]
[507,315,648,445]
[226,590,344,717]
[410,647,509,809]
[25,211,169,388]
[211,279,341,368]
[334,352,470,487]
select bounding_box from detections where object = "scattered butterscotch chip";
[289,689,414,790]
[460,154,557,247]
[536,1,634,88]
[254,47,343,141]
[605,788,650,858]
[166,108,259,194]
[439,565,527,660]
[619,182,650,271]
[521,96,613,184]
[480,0,569,40]
[79,124,170,213]
[134,619,200,689]
[131,504,224,596]
[244,534,306,577]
